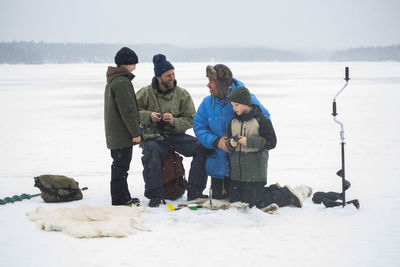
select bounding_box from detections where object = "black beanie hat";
[206,64,233,98]
[229,86,251,107]
[114,47,139,65]
[153,54,174,77]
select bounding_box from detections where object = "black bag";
[34,174,84,203]
[162,150,187,200]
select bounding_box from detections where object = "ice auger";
[313,67,360,209]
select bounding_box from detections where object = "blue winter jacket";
[193,78,271,179]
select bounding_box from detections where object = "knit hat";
[153,54,174,77]
[114,47,139,65]
[206,64,233,98]
[229,86,251,107]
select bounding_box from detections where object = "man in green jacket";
[136,54,208,207]
[104,47,141,206]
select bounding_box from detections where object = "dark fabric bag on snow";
[162,150,187,200]
[34,174,83,203]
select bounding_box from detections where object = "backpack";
[34,174,84,203]
[162,150,187,200]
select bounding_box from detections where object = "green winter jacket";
[104,66,141,149]
[136,77,195,138]
[226,105,277,183]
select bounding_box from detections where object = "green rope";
[0,193,41,205]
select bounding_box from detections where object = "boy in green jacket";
[226,86,303,209]
[104,47,141,206]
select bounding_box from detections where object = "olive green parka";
[104,66,141,149]
[136,77,195,138]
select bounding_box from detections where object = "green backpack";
[34,174,85,203]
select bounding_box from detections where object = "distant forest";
[0,42,399,64]
[329,45,400,61]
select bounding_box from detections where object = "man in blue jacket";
[193,64,270,199]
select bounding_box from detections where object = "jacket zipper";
[238,122,244,181]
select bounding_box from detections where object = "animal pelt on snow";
[26,204,148,238]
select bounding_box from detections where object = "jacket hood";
[106,66,134,83]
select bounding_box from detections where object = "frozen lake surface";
[0,62,399,266]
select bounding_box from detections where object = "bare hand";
[162,112,174,124]
[132,136,141,143]
[218,136,229,152]
[151,112,162,122]
[238,137,247,147]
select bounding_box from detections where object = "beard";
[160,78,175,91]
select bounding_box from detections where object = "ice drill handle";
[332,101,337,116]
[345,67,350,82]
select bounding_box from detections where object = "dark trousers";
[229,180,292,208]
[211,177,231,199]
[110,146,133,205]
[140,134,208,199]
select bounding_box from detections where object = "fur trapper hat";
[206,64,233,98]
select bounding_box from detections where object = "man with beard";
[136,54,208,207]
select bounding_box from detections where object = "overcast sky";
[0,0,399,50]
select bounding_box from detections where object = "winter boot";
[125,198,140,207]
[148,197,166,208]
[268,183,282,191]
[282,185,303,208]
[260,203,279,214]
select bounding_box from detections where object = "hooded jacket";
[193,78,271,179]
[104,66,141,149]
[136,77,196,138]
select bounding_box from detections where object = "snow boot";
[268,183,282,191]
[282,186,303,208]
[125,198,140,207]
[148,197,166,208]
[260,203,279,214]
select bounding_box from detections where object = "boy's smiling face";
[231,101,250,116]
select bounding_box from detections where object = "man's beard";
[161,78,175,90]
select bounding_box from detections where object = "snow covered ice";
[0,62,399,266]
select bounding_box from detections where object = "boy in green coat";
[226,86,303,209]
[104,47,141,206]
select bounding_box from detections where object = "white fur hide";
[26,204,148,238]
